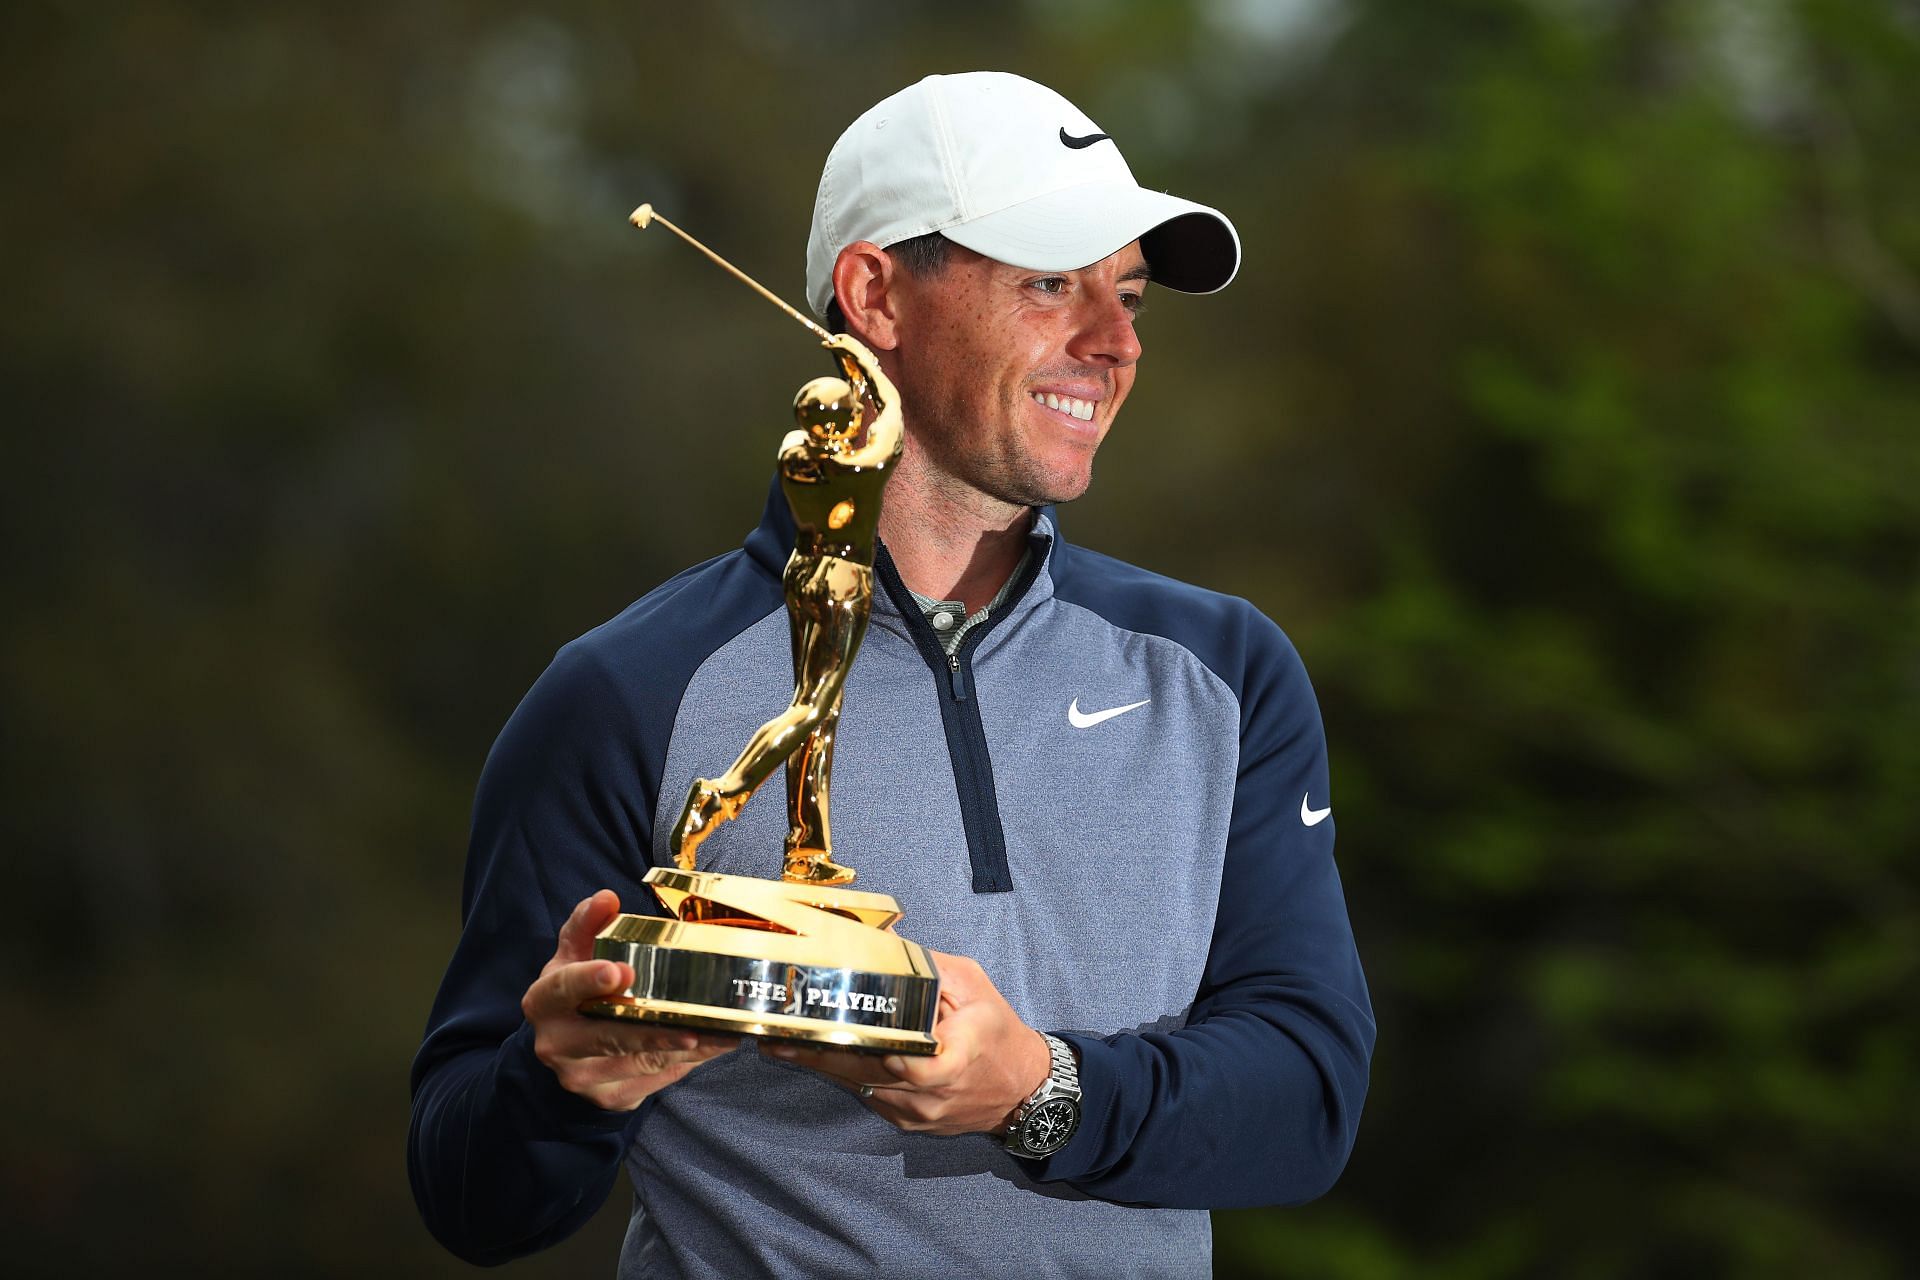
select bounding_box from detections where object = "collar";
[741,475,1062,642]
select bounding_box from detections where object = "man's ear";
[831,242,902,350]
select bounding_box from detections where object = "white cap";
[805,72,1240,318]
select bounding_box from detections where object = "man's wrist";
[997,1027,1054,1132]
[1001,1032,1083,1159]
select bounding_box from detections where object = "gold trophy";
[581,206,939,1055]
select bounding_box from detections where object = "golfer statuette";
[581,205,939,1055]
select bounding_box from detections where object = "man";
[410,72,1374,1278]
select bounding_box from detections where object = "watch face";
[1020,1098,1079,1154]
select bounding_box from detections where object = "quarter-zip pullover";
[409,484,1374,1278]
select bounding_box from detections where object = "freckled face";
[886,241,1148,508]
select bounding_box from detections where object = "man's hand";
[821,333,882,397]
[521,890,739,1111]
[760,950,1051,1136]
[820,331,877,365]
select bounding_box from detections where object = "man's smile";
[1027,390,1098,422]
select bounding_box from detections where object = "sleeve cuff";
[1025,1029,1115,1183]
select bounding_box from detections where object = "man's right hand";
[822,331,879,379]
[521,889,739,1111]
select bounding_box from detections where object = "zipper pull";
[948,653,968,701]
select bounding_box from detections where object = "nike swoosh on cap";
[1058,127,1112,149]
[1067,697,1150,728]
[1301,794,1332,827]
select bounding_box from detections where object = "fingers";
[546,1032,741,1111]
[561,1023,700,1071]
[929,950,988,1002]
[527,980,742,1100]
[754,1036,963,1130]
[772,1056,933,1128]
[523,953,734,1065]
[752,1026,1026,1135]
[881,1006,988,1090]
[740,953,1034,1136]
[521,890,752,1111]
[531,889,625,1013]
[561,1032,740,1090]
[523,955,630,1023]
[554,890,622,966]
[758,1040,905,1092]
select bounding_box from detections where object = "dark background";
[5,1,1917,1275]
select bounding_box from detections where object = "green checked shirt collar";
[906,547,1032,656]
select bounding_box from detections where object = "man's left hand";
[760,950,1050,1136]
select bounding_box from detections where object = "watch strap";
[1003,1032,1081,1158]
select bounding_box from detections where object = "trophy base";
[587,994,940,1055]
[582,867,940,1056]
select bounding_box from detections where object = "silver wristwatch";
[1003,1033,1081,1159]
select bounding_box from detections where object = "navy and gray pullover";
[409,487,1375,1278]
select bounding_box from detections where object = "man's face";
[885,241,1148,509]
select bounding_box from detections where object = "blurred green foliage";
[3,0,1915,1275]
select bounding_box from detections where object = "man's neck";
[879,465,1035,615]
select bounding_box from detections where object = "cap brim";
[937,181,1240,295]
